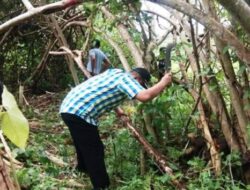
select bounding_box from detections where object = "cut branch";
[122,119,186,189]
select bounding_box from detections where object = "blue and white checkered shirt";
[60,69,144,126]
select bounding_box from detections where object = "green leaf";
[0,86,29,148]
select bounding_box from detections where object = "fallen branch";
[38,173,86,189]
[119,117,186,189]
[45,151,68,167]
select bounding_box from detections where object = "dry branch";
[121,118,186,189]
[46,15,80,84]
[45,151,68,167]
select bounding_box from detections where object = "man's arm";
[101,58,110,72]
[135,73,172,102]
[90,55,96,75]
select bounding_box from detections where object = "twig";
[45,151,68,167]
[0,27,13,46]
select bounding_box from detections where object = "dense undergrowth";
[8,88,249,190]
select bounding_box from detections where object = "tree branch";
[21,0,34,10]
[0,0,83,34]
[147,0,250,68]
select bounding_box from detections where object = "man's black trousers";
[61,113,110,189]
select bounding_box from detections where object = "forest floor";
[15,91,144,190]
[8,92,250,190]
[16,92,92,190]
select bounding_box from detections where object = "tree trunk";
[201,0,241,151]
[179,63,221,176]
[46,16,79,85]
[216,39,249,152]
[203,0,250,153]
[147,0,250,68]
[169,2,240,151]
[216,0,250,36]
[101,6,145,68]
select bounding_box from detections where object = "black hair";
[92,39,101,48]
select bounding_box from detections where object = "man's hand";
[135,72,172,102]
[161,72,172,86]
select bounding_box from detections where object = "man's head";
[92,39,100,48]
[131,67,151,88]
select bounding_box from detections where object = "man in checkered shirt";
[60,67,172,190]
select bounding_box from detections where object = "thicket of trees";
[0,0,250,189]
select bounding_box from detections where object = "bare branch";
[50,47,91,78]
[0,27,13,46]
[0,0,83,34]
[21,0,34,10]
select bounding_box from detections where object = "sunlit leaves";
[0,86,29,148]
